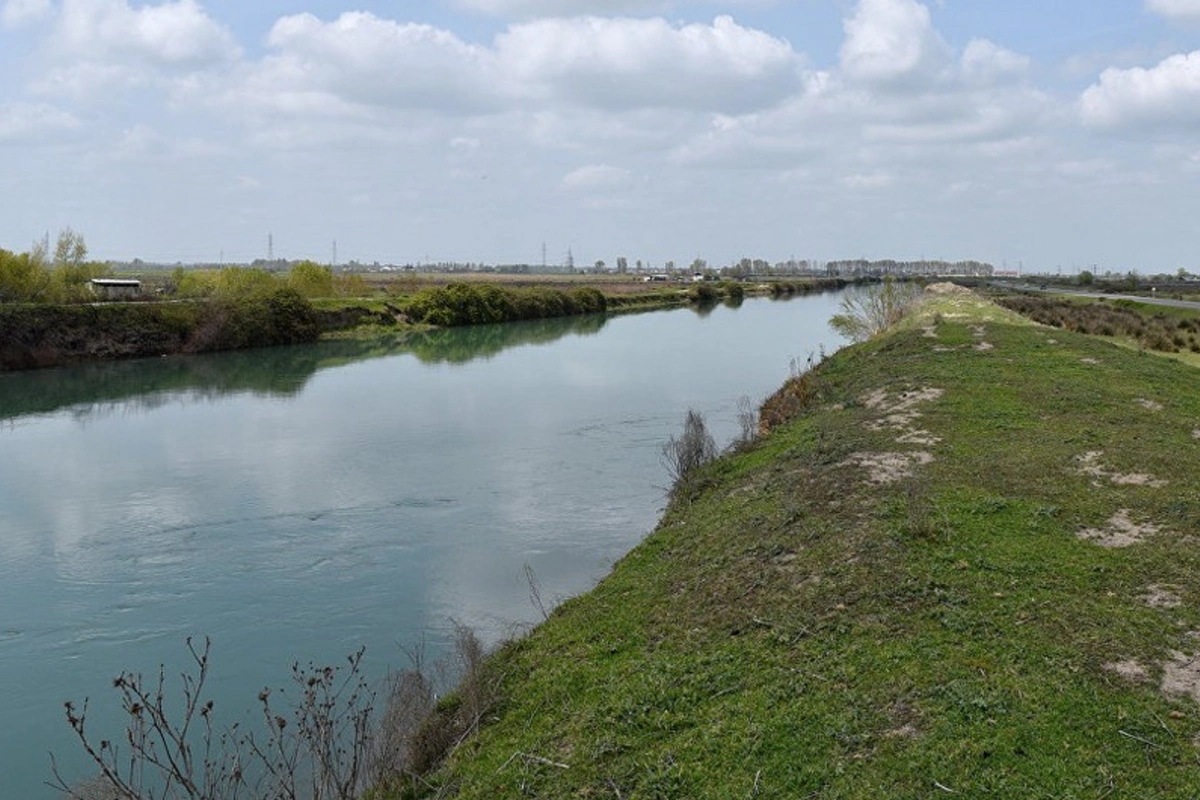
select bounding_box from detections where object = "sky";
[1,0,1198,272]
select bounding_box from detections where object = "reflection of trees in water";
[0,314,609,422]
[403,313,607,365]
[0,339,390,423]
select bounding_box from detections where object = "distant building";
[90,279,141,300]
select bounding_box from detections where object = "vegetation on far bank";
[377,287,1200,797]
[1,233,855,371]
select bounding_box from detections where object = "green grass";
[385,291,1200,798]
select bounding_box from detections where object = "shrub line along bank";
[374,286,1200,798]
[0,278,852,371]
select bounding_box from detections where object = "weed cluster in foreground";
[54,629,499,800]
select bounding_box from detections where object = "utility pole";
[332,239,338,267]
[268,233,274,261]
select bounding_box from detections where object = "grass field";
[384,287,1200,798]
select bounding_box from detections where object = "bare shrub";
[661,409,717,490]
[730,395,759,452]
[759,350,829,433]
[60,775,123,800]
[369,663,435,792]
[52,637,377,800]
[56,628,503,800]
[829,278,923,342]
[403,623,499,779]
[248,649,375,799]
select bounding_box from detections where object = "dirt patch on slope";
[1077,509,1160,548]
[862,387,944,446]
[1139,585,1183,609]
[843,451,934,485]
[1162,651,1200,703]
[1105,660,1150,681]
[1075,451,1168,488]
[925,283,973,296]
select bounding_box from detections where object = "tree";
[289,260,335,298]
[829,278,923,342]
[616,256,628,274]
[593,259,606,273]
[1078,269,1094,286]
[0,248,51,303]
[54,227,88,268]
[46,229,109,301]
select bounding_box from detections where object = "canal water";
[0,294,846,797]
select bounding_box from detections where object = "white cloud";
[215,12,803,127]
[842,171,893,189]
[255,12,496,113]
[57,0,240,67]
[961,39,1029,85]
[1146,0,1200,22]
[1,0,50,27]
[0,102,79,143]
[496,15,803,113]
[561,163,633,189]
[28,0,240,97]
[1081,51,1200,129]
[111,123,221,160]
[456,0,671,15]
[840,0,951,87]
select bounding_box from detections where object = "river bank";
[387,288,1200,797]
[0,277,851,371]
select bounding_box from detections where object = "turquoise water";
[0,295,845,797]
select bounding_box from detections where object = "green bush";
[829,279,922,342]
[289,260,335,298]
[0,248,50,303]
[687,282,720,305]
[405,283,607,328]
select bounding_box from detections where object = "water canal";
[0,294,846,796]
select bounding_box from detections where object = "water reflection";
[0,313,609,423]
[402,313,606,365]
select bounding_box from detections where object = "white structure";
[90,279,142,300]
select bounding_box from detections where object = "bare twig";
[523,563,549,622]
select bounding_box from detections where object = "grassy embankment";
[387,287,1200,798]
